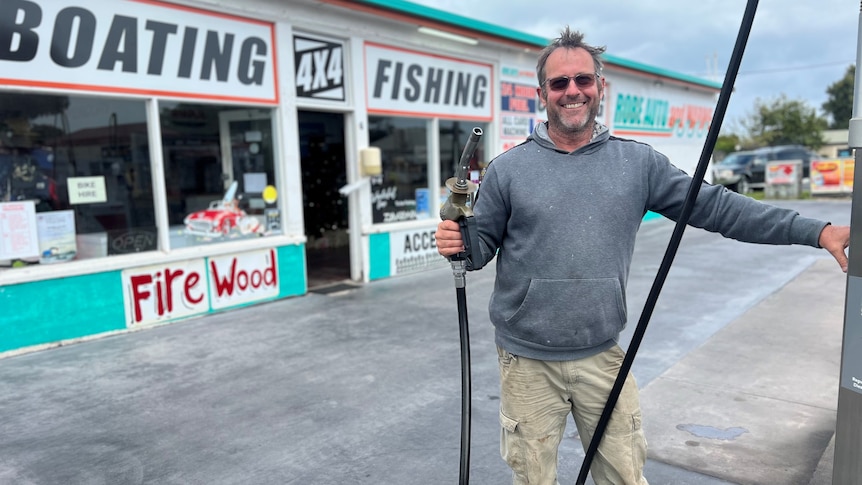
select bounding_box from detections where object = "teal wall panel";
[0,244,308,355]
[278,244,306,298]
[0,272,125,353]
[368,233,390,280]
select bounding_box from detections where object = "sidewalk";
[639,258,843,485]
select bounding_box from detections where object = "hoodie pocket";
[504,277,626,349]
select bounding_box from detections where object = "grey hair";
[536,26,606,86]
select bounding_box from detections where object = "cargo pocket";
[499,410,525,475]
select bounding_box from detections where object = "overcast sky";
[410,0,859,133]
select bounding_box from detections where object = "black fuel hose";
[456,285,471,485]
[575,1,760,483]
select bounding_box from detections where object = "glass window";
[368,116,428,223]
[439,120,488,188]
[159,102,280,248]
[0,93,153,268]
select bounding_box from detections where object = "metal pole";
[833,2,862,483]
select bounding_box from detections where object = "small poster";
[36,210,77,263]
[0,201,40,260]
[67,176,107,204]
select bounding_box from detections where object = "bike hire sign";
[0,0,278,104]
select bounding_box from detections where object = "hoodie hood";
[528,121,610,154]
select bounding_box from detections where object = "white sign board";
[0,0,278,104]
[364,42,493,120]
[389,227,448,276]
[67,176,107,204]
[0,201,40,260]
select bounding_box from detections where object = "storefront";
[0,0,721,355]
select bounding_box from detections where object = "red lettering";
[185,272,203,304]
[130,274,152,323]
[210,259,238,296]
[265,249,277,286]
[155,272,165,316]
[508,98,529,112]
[251,269,262,288]
[514,85,535,97]
[164,268,184,313]
[208,249,278,300]
[668,106,684,129]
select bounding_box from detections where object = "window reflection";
[0,93,154,266]
[368,116,427,223]
[159,103,280,248]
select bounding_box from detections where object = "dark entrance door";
[298,111,350,289]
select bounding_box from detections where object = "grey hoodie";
[470,122,827,362]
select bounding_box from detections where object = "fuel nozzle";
[440,127,483,287]
[440,127,483,222]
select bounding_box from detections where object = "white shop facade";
[0,0,720,355]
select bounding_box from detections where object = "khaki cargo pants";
[497,345,649,485]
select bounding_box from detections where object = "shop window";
[159,103,280,248]
[368,116,428,223]
[0,93,154,268]
[439,120,487,189]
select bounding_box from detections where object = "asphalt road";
[0,198,851,484]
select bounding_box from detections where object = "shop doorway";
[298,111,350,289]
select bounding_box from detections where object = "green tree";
[740,95,827,149]
[714,133,741,157]
[822,64,855,129]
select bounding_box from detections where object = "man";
[435,27,850,485]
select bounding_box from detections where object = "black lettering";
[145,20,177,75]
[98,15,138,72]
[238,37,266,85]
[404,64,422,102]
[454,72,470,106]
[443,70,454,104]
[200,30,233,81]
[403,235,412,253]
[0,0,41,61]
[390,61,402,100]
[472,75,488,107]
[372,59,391,99]
[177,26,197,78]
[51,7,95,67]
[424,67,442,103]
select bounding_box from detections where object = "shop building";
[0,0,721,355]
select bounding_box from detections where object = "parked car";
[744,145,820,193]
[713,145,819,194]
[712,150,757,193]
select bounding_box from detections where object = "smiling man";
[435,26,850,485]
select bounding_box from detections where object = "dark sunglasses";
[543,73,599,91]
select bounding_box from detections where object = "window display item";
[184,181,263,238]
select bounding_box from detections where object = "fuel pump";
[440,127,483,485]
[833,2,862,482]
